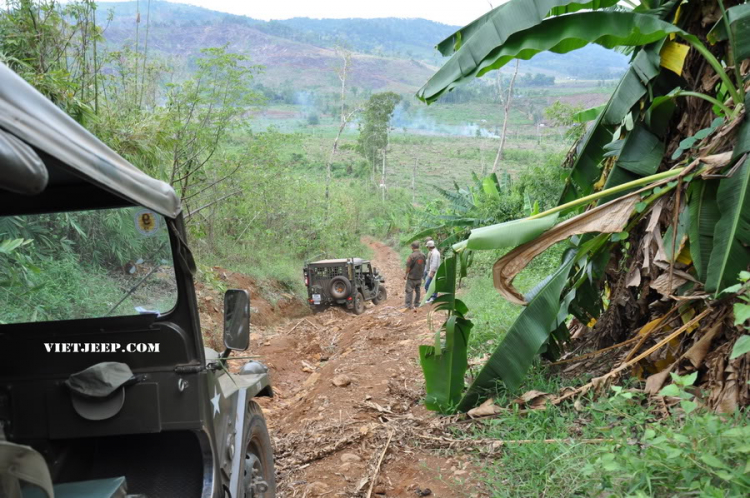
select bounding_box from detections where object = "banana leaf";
[462,214,559,251]
[420,315,473,412]
[688,180,720,282]
[705,158,750,293]
[435,0,619,57]
[599,124,665,204]
[482,173,501,201]
[420,255,474,412]
[707,3,750,61]
[457,254,576,411]
[573,105,605,123]
[559,43,664,205]
[418,11,681,103]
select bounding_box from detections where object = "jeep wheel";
[353,291,365,315]
[372,285,387,305]
[243,401,276,498]
[329,276,352,299]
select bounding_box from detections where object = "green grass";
[459,243,566,361]
[0,255,176,323]
[452,368,750,497]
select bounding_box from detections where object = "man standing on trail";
[402,242,426,311]
[424,240,440,304]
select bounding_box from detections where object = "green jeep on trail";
[0,62,275,498]
[303,258,387,314]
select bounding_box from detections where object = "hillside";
[99,1,629,92]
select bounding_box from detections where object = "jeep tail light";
[347,296,352,301]
[304,276,308,285]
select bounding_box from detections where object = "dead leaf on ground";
[645,361,677,395]
[511,390,553,409]
[467,398,502,418]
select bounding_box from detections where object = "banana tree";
[415,0,750,413]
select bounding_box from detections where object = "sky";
[159,0,500,26]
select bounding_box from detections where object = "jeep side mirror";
[224,289,250,351]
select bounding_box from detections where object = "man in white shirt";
[424,240,440,304]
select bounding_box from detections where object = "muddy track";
[243,239,478,497]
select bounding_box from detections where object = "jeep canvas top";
[0,61,275,498]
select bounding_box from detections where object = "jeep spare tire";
[329,276,352,299]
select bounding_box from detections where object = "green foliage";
[671,117,725,160]
[356,91,401,170]
[0,0,102,122]
[731,335,750,360]
[420,256,474,411]
[585,374,750,497]
[412,0,750,417]
[545,100,585,142]
[0,208,176,323]
[705,158,750,293]
[457,368,749,498]
[458,253,575,410]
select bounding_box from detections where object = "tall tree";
[163,46,262,215]
[356,91,401,187]
[325,48,358,212]
[491,60,519,173]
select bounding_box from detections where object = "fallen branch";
[288,318,306,334]
[417,433,613,446]
[366,430,393,498]
[621,306,679,364]
[553,308,712,405]
[549,336,641,366]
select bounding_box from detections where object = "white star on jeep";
[211,387,221,417]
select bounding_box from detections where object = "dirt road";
[246,239,479,497]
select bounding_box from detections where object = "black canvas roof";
[0,62,180,218]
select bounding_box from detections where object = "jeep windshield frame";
[0,60,207,371]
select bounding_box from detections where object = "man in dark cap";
[402,242,426,311]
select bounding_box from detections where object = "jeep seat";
[1,440,129,498]
[23,477,129,498]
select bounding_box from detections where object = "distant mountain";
[98,1,629,93]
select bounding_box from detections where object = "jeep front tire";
[353,291,365,315]
[243,401,276,497]
[372,285,387,305]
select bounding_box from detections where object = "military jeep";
[0,62,275,497]
[303,258,387,314]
